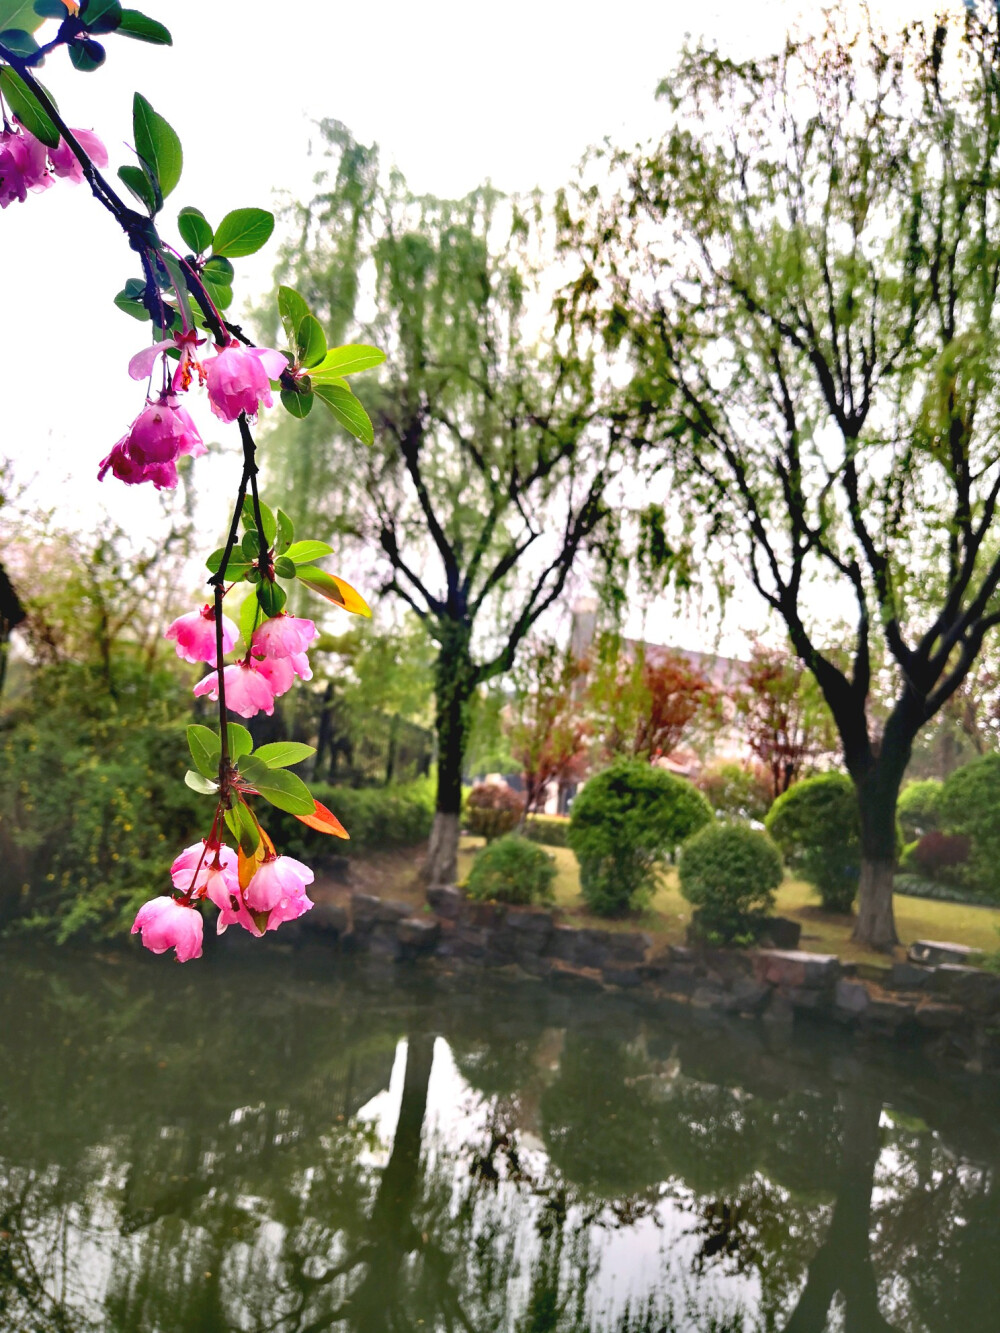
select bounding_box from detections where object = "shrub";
[568,760,713,917]
[267,778,435,862]
[696,762,772,823]
[912,829,970,876]
[939,755,1000,899]
[465,781,525,842]
[765,772,861,913]
[679,822,783,942]
[523,814,570,848]
[897,779,943,842]
[466,834,556,905]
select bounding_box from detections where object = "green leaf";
[280,386,313,419]
[211,207,275,259]
[82,0,121,34]
[241,529,265,561]
[273,555,296,578]
[203,281,233,312]
[5,1,47,30]
[31,1,67,18]
[133,93,182,199]
[241,497,276,546]
[310,344,386,379]
[114,278,149,321]
[295,313,326,369]
[256,579,286,617]
[238,754,314,816]
[296,567,371,617]
[184,769,219,796]
[202,254,234,285]
[0,67,60,148]
[206,547,252,578]
[238,594,262,649]
[284,540,334,566]
[275,509,294,553]
[68,35,105,69]
[0,27,39,55]
[223,799,260,855]
[117,163,157,214]
[278,286,310,345]
[226,722,254,760]
[187,724,221,780]
[177,206,213,253]
[117,7,171,43]
[159,252,194,329]
[253,741,316,769]
[313,381,374,445]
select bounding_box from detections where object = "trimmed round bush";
[897,779,943,842]
[568,760,713,917]
[939,755,1000,899]
[465,781,525,842]
[466,834,556,906]
[679,821,783,942]
[765,772,860,913]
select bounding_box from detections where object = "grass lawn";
[456,835,1000,971]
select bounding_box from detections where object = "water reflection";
[0,945,997,1332]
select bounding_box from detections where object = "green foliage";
[939,755,1000,899]
[266,778,435,861]
[466,834,556,906]
[897,779,944,842]
[0,658,204,941]
[765,774,860,913]
[696,762,771,823]
[523,815,570,848]
[568,760,713,917]
[679,822,782,943]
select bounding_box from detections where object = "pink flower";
[97,440,178,490]
[0,127,52,207]
[252,613,317,660]
[253,651,312,698]
[131,896,204,962]
[216,890,263,937]
[266,883,314,931]
[204,341,288,423]
[98,396,204,490]
[170,841,238,898]
[245,854,314,912]
[166,606,238,664]
[129,328,207,393]
[48,128,108,183]
[193,661,276,718]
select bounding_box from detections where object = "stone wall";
[296,887,1000,1072]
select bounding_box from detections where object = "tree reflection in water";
[0,947,998,1332]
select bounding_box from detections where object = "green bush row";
[266,777,435,862]
[523,815,571,848]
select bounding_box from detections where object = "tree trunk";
[851,759,906,951]
[425,626,475,885]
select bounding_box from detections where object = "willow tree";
[266,123,619,882]
[563,9,1000,947]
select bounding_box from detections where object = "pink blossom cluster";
[131,839,315,962]
[0,124,106,210]
[163,609,317,718]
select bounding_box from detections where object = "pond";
[1,943,997,1332]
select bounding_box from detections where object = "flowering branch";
[1,0,386,960]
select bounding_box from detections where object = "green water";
[0,943,997,1332]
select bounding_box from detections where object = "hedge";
[266,778,435,862]
[523,815,571,848]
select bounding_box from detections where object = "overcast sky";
[0,0,945,654]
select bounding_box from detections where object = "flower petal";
[252,348,290,381]
[129,342,169,381]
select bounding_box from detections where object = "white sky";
[0,0,946,653]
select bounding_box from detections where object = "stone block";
[909,939,979,966]
[929,965,1000,1014]
[602,964,643,989]
[350,893,381,925]
[861,995,917,1034]
[786,986,827,1013]
[436,926,487,961]
[757,916,802,950]
[691,984,728,1010]
[754,950,840,990]
[426,885,463,919]
[376,898,415,924]
[888,962,933,992]
[368,923,402,959]
[835,978,870,1017]
[914,999,965,1031]
[463,900,505,930]
[504,910,554,954]
[605,931,651,964]
[728,976,770,1015]
[397,917,440,951]
[306,902,349,935]
[655,964,700,997]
